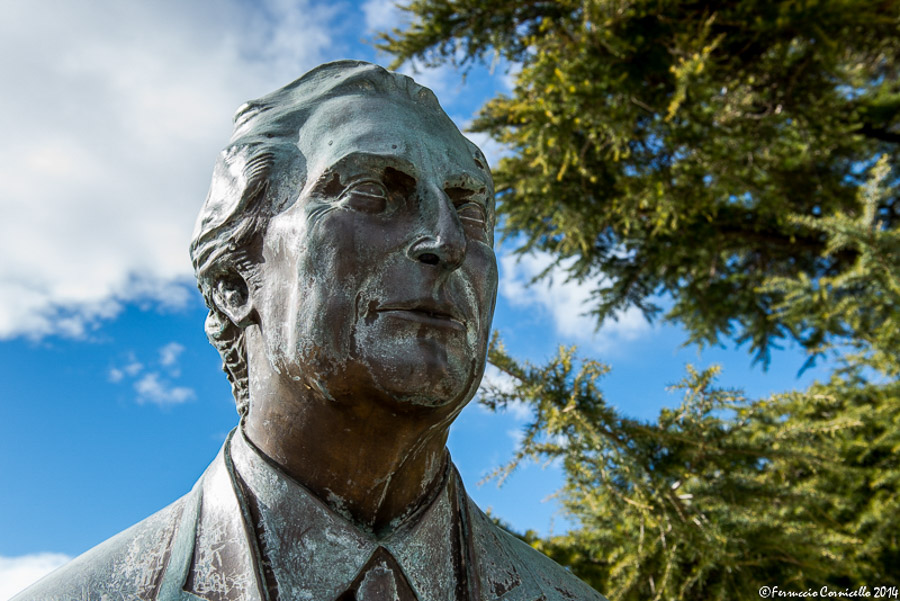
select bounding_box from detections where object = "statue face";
[248,93,497,412]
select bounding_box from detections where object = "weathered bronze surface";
[14,61,606,601]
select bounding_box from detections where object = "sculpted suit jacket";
[14,431,606,601]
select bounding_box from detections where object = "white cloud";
[159,342,185,367]
[480,364,518,396]
[0,0,339,339]
[361,0,454,97]
[500,61,522,92]
[507,427,526,446]
[362,0,410,34]
[108,352,143,382]
[110,346,193,406]
[499,251,652,353]
[135,373,195,406]
[0,553,72,601]
[477,364,532,421]
[123,357,144,377]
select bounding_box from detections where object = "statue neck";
[241,388,452,535]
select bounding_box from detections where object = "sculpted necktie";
[340,546,418,601]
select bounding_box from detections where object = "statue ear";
[212,273,255,329]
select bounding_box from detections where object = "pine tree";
[379,0,900,363]
[480,162,900,594]
[379,1,900,597]
[381,0,900,600]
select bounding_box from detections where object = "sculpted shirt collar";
[229,426,465,601]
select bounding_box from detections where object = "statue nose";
[407,185,467,271]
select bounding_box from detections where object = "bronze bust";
[15,61,605,601]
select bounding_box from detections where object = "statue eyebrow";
[304,151,419,202]
[320,151,418,185]
[443,171,493,210]
[444,171,489,193]
[307,152,491,209]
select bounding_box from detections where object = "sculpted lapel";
[159,434,265,601]
[156,432,551,601]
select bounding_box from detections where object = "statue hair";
[189,60,447,416]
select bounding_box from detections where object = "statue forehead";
[230,61,491,188]
[232,61,445,142]
[296,94,490,187]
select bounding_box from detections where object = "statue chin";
[381,381,475,411]
[357,357,479,413]
[369,335,486,411]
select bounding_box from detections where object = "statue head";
[190,60,497,419]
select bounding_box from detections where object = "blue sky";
[0,0,830,597]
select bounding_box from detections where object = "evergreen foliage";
[481,163,900,593]
[379,0,900,363]
[379,1,900,597]
[482,344,899,598]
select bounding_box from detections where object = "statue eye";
[446,186,490,241]
[343,181,388,213]
[457,202,489,237]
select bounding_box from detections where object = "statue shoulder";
[466,498,608,601]
[10,495,189,601]
[497,529,609,601]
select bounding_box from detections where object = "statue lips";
[374,299,467,333]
